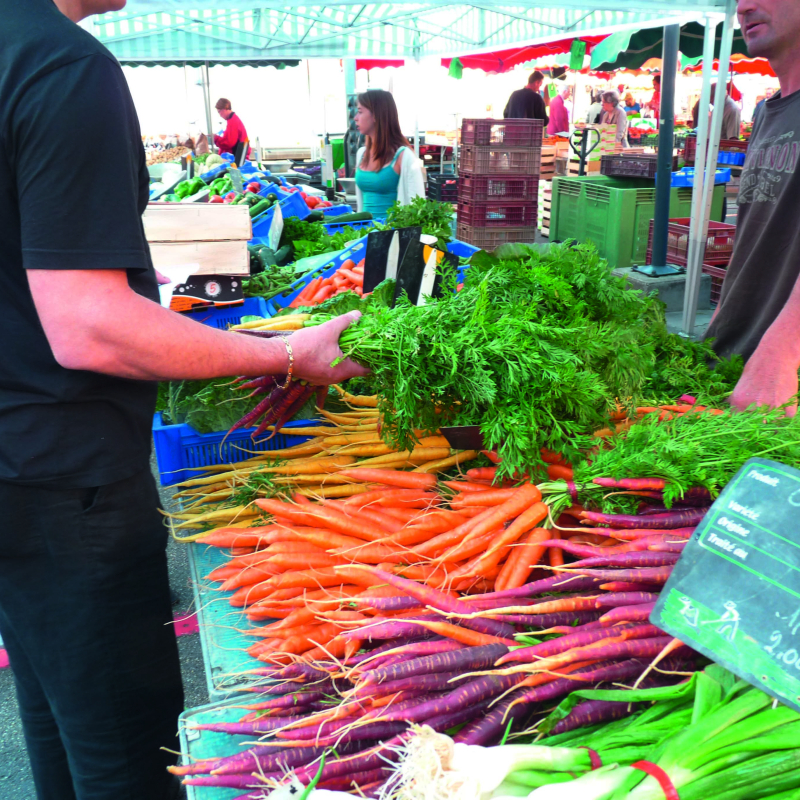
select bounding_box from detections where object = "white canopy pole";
[680,15,716,335]
[680,0,736,336]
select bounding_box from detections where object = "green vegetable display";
[386,196,455,249]
[174,177,206,200]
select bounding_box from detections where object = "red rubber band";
[632,761,680,800]
[566,480,579,502]
[579,746,603,770]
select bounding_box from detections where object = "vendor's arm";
[213,119,238,152]
[27,269,368,384]
[729,276,800,415]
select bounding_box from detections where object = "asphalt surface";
[0,453,209,799]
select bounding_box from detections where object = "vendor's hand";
[155,270,172,286]
[730,342,798,416]
[288,311,371,385]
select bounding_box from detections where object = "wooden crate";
[143,203,252,243]
[567,159,603,176]
[540,145,556,179]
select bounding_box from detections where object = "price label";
[652,457,800,711]
[269,202,284,252]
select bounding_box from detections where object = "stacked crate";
[645,217,737,304]
[457,118,543,249]
[538,181,552,238]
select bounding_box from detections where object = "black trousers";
[0,470,184,800]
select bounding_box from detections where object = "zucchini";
[256,248,277,271]
[249,198,272,218]
[328,211,373,223]
[306,210,325,222]
[274,245,293,266]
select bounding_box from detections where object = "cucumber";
[306,210,325,222]
[274,245,293,266]
[329,211,373,223]
[256,248,277,271]
[249,198,272,218]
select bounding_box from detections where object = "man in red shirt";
[213,97,248,161]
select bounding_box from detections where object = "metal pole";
[650,24,680,270]
[680,17,716,336]
[681,0,736,336]
[202,61,214,152]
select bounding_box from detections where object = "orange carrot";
[450,487,520,507]
[255,499,388,542]
[442,481,494,493]
[466,467,498,482]
[384,619,517,647]
[549,530,565,567]
[547,464,574,481]
[495,527,552,591]
[337,468,438,491]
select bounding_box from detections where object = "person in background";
[691,83,742,139]
[1,2,369,799]
[213,98,249,161]
[586,91,604,124]
[503,70,549,123]
[624,93,642,114]
[354,89,425,216]
[601,90,630,147]
[647,75,662,123]
[704,0,800,414]
[547,86,572,135]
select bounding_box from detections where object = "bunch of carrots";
[288,258,365,309]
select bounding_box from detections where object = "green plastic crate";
[550,175,724,269]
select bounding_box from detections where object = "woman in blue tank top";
[354,90,425,216]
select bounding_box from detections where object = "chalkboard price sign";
[652,457,800,712]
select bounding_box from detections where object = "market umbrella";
[356,59,405,71]
[590,22,748,71]
[441,36,606,75]
[683,53,775,77]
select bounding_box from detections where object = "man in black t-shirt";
[503,70,549,124]
[0,2,368,798]
[705,0,800,415]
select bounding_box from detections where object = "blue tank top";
[355,148,404,217]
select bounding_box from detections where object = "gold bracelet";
[279,336,294,390]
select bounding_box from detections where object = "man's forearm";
[757,274,800,367]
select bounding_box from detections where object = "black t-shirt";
[0,0,158,487]
[704,90,800,362]
[503,87,549,124]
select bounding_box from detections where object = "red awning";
[684,54,775,77]
[356,59,405,71]
[440,36,607,74]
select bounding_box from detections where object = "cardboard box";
[143,203,252,242]
[149,240,249,276]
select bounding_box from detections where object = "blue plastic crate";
[447,238,481,259]
[321,204,354,217]
[180,297,269,330]
[152,414,317,487]
[264,238,369,315]
[251,191,311,238]
[659,168,732,187]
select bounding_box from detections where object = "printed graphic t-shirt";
[705,90,800,362]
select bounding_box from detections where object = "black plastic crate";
[427,173,459,202]
[600,154,679,179]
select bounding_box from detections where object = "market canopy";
[87,2,731,63]
[590,21,749,71]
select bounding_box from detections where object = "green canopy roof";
[590,21,748,71]
[86,2,730,63]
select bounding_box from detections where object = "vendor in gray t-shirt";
[705,0,800,416]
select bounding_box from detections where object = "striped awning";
[87,3,727,63]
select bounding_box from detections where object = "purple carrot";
[559,566,673,584]
[237,327,294,339]
[229,382,286,435]
[213,742,361,777]
[261,382,315,441]
[273,717,366,741]
[549,698,637,735]
[357,568,517,639]
[234,690,329,713]
[600,602,657,626]
[359,643,509,686]
[452,689,533,746]
[468,574,608,601]
[564,551,680,569]
[592,477,666,491]
[285,722,407,748]
[425,695,496,732]
[508,610,605,629]
[352,595,424,612]
[346,638,426,666]
[361,693,444,721]
[292,735,408,785]
[497,623,663,665]
[376,674,528,724]
[238,375,280,391]
[253,379,310,440]
[357,640,464,669]
[340,615,445,642]
[184,773,280,788]
[655,540,688,554]
[319,768,392,792]
[351,671,467,700]
[579,508,707,529]
[191,715,304,735]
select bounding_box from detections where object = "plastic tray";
[458,174,538,203]
[661,168,731,187]
[600,154,678,180]
[461,118,543,148]
[702,262,727,304]
[188,543,276,703]
[320,204,355,217]
[446,239,481,259]
[646,218,737,267]
[251,191,312,238]
[178,694,266,800]
[459,145,542,176]
[181,297,270,330]
[457,200,537,228]
[455,222,537,250]
[152,414,317,487]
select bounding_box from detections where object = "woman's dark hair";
[358,90,410,169]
